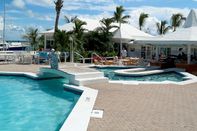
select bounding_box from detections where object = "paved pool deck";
[1,63,197,131]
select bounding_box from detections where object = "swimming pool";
[0,76,81,131]
[95,67,187,82]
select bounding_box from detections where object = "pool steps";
[39,67,108,86]
[67,71,108,86]
[74,77,108,86]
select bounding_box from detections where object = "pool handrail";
[74,52,85,63]
[91,52,105,64]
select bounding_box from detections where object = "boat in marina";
[0,40,30,51]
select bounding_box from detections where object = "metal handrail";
[74,52,85,63]
[91,52,105,64]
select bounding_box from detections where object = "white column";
[155,46,159,61]
[44,34,46,50]
[187,44,191,64]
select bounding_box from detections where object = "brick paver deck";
[87,82,197,131]
[0,64,197,131]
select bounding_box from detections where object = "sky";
[0,0,197,40]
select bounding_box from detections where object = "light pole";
[69,36,74,63]
[119,23,122,59]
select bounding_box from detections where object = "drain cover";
[91,109,104,118]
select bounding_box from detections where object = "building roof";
[184,9,197,28]
[41,18,152,42]
[135,9,197,45]
[40,18,100,35]
[112,23,152,43]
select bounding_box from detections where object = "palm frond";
[171,13,184,31]
[139,13,149,30]
[113,6,130,24]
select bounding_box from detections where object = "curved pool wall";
[93,66,197,85]
[0,71,98,131]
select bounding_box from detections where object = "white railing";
[91,52,105,64]
[74,52,85,63]
[0,51,33,64]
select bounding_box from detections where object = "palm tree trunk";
[55,11,60,31]
[173,27,176,32]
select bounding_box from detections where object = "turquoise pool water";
[95,67,186,82]
[0,76,81,131]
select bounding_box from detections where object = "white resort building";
[41,18,101,50]
[133,9,197,66]
[41,10,197,71]
[41,18,152,52]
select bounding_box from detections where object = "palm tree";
[113,6,130,26]
[113,6,130,57]
[54,0,63,31]
[156,20,171,35]
[97,18,118,34]
[96,18,118,52]
[68,19,87,55]
[38,35,44,49]
[171,13,185,32]
[23,27,39,50]
[64,15,77,23]
[139,13,149,30]
[72,19,87,37]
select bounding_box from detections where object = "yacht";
[0,40,30,51]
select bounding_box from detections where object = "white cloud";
[25,0,53,7]
[24,0,117,12]
[6,0,197,39]
[128,6,190,21]
[0,16,3,31]
[26,10,53,21]
[127,6,192,35]
[40,15,54,21]
[0,16,3,39]
[6,24,25,32]
[27,10,35,17]
[12,0,26,9]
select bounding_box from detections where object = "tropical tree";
[38,35,44,49]
[156,20,171,35]
[69,19,87,53]
[64,15,77,23]
[171,13,185,32]
[23,27,39,50]
[97,18,118,34]
[54,0,63,31]
[54,30,69,51]
[97,18,118,52]
[53,0,63,50]
[113,5,130,56]
[72,19,87,37]
[139,13,149,30]
[83,18,118,56]
[113,6,130,26]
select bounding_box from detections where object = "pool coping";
[60,84,98,131]
[0,71,98,131]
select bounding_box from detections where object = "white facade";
[133,9,197,64]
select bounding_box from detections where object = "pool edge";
[60,84,98,131]
[0,71,98,131]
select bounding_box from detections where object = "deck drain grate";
[91,109,104,118]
